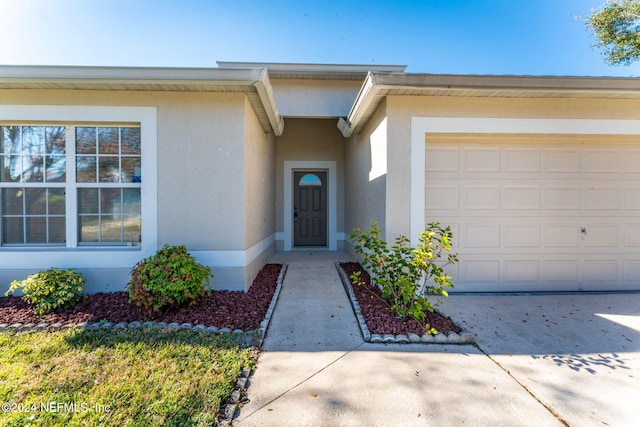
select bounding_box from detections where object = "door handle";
[294,207,298,222]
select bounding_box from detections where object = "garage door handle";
[581,227,587,239]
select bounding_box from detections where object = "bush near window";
[350,220,458,334]
[5,268,85,315]
[127,244,212,313]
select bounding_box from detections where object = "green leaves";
[586,0,640,65]
[5,268,85,315]
[350,220,459,334]
[127,244,212,313]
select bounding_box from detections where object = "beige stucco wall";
[243,97,276,286]
[157,93,247,251]
[344,100,387,256]
[275,118,346,249]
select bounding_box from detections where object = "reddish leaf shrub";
[127,245,212,313]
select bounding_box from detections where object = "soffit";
[339,72,640,137]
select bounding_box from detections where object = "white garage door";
[425,134,640,292]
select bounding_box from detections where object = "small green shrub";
[350,220,458,333]
[5,268,85,315]
[127,244,212,312]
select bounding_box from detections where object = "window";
[0,124,142,247]
[298,173,322,186]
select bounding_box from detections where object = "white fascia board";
[253,69,284,136]
[371,72,640,93]
[0,65,265,88]
[339,72,379,138]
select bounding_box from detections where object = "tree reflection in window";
[76,127,141,183]
[0,126,66,183]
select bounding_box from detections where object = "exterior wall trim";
[410,117,640,246]
[191,233,276,267]
[282,161,338,250]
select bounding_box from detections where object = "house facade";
[1,62,639,293]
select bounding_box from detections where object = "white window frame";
[0,105,157,269]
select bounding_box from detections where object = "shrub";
[5,268,85,315]
[127,244,212,313]
[350,220,458,333]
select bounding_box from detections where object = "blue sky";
[1,0,639,77]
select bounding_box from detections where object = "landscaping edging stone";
[0,264,288,348]
[335,262,474,344]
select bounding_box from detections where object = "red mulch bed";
[0,264,282,331]
[340,262,461,336]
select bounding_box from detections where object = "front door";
[293,171,327,246]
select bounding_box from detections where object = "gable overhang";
[338,72,640,137]
[0,65,284,135]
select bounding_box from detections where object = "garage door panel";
[546,187,581,210]
[623,224,640,247]
[544,224,581,247]
[624,189,640,209]
[544,149,581,173]
[463,186,500,210]
[544,260,580,284]
[504,186,541,210]
[623,261,640,284]
[463,148,500,172]
[583,260,619,283]
[504,261,540,283]
[426,147,459,172]
[583,224,619,247]
[585,188,621,210]
[503,147,541,172]
[461,260,500,284]
[464,224,500,248]
[623,150,640,173]
[583,150,620,173]
[505,224,541,247]
[426,184,459,210]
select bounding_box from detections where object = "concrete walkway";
[235,251,640,426]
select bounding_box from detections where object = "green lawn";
[0,328,255,426]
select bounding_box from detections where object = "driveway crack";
[474,343,571,427]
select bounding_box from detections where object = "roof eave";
[0,65,284,135]
[339,73,640,137]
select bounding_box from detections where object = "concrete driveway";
[439,293,640,426]
[236,252,640,426]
